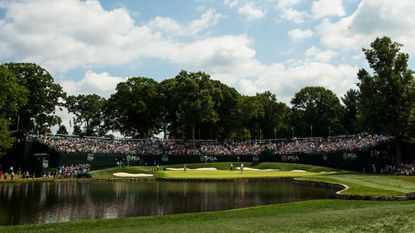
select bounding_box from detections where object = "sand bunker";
[113,172,153,177]
[290,170,307,173]
[166,168,185,171]
[194,167,217,170]
[166,167,218,171]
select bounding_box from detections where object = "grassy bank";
[1,199,415,233]
[300,173,415,196]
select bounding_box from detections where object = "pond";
[0,180,337,225]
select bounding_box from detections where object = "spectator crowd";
[276,135,393,155]
[56,164,91,178]
[381,164,415,176]
[36,134,393,156]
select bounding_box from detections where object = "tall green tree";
[237,95,264,140]
[291,86,344,137]
[4,63,65,133]
[341,89,360,134]
[159,78,180,138]
[72,125,82,136]
[104,77,162,138]
[161,71,219,142]
[357,36,415,162]
[0,65,28,152]
[256,92,291,139]
[56,125,68,135]
[0,119,14,153]
[0,66,28,116]
[236,92,290,140]
[210,80,241,140]
[66,94,106,136]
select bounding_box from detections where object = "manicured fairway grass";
[165,162,336,172]
[159,170,317,178]
[1,199,415,233]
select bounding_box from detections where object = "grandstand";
[4,134,394,175]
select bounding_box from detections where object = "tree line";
[1,37,414,154]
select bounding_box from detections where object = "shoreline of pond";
[0,176,412,200]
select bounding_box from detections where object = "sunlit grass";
[158,170,317,179]
[2,200,415,233]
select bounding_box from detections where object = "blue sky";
[1,0,414,106]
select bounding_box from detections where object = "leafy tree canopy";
[341,89,360,134]
[104,77,161,138]
[56,125,68,135]
[0,65,28,152]
[4,63,65,134]
[67,94,106,136]
[161,71,219,141]
[291,86,344,137]
[357,36,415,140]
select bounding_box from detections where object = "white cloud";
[280,8,309,24]
[223,1,266,21]
[51,107,76,134]
[237,3,265,21]
[316,0,415,54]
[233,62,358,103]
[305,46,336,62]
[0,0,361,107]
[61,71,126,98]
[0,0,147,72]
[312,0,345,19]
[147,17,182,34]
[0,1,224,73]
[188,9,222,34]
[288,29,313,40]
[238,79,259,95]
[224,0,238,8]
[0,0,264,91]
[55,71,128,135]
[174,35,257,70]
[147,9,221,36]
[277,0,305,9]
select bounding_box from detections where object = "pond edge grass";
[2,175,413,200]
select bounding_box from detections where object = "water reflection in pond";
[0,181,336,225]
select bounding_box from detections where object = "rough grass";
[1,200,415,233]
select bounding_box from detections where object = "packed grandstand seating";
[35,134,394,156]
[381,164,415,176]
